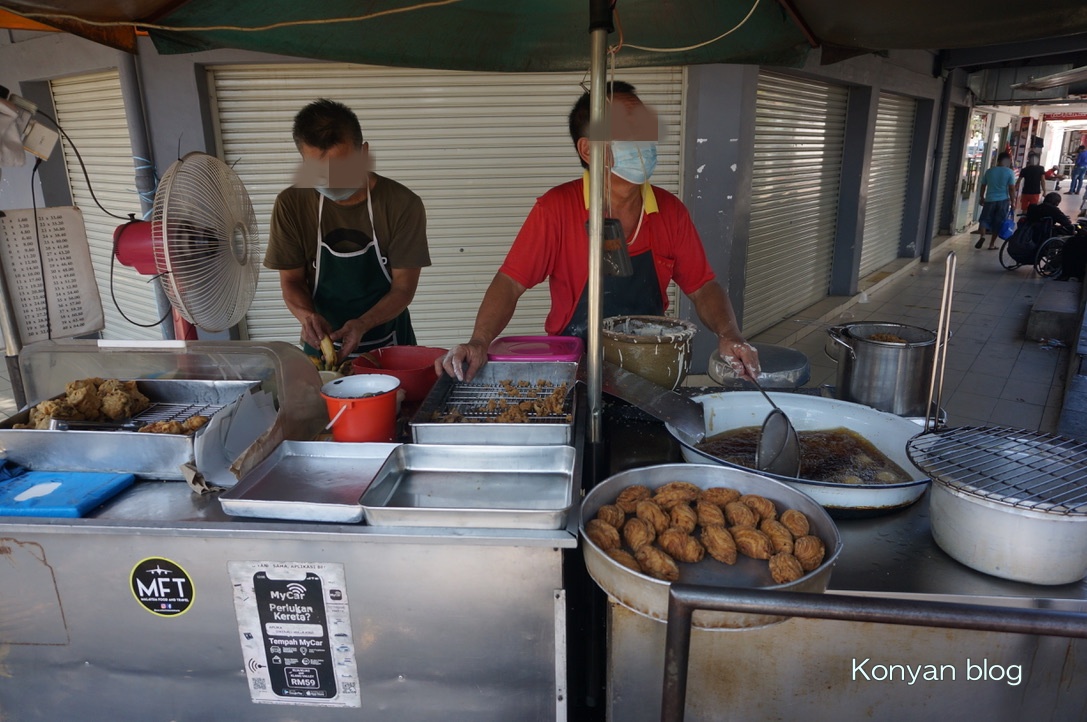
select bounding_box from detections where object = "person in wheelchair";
[1025,192,1074,233]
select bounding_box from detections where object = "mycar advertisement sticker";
[131,557,194,617]
[229,561,360,708]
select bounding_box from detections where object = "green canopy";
[146,1,810,71]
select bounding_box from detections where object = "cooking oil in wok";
[695,426,913,484]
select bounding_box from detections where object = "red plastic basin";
[351,345,448,403]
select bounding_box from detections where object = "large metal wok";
[666,392,930,512]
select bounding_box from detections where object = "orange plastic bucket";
[320,374,400,442]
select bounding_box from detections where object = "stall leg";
[5,354,25,409]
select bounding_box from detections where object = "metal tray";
[410,361,577,445]
[360,444,576,529]
[0,379,261,479]
[220,441,399,523]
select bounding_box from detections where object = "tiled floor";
[745,194,1085,434]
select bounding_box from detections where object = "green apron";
[302,190,416,357]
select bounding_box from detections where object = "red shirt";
[499,178,716,334]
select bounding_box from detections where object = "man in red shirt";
[438,82,758,383]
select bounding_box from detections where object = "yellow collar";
[581,171,659,214]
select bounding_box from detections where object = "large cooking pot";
[908,426,1087,585]
[602,315,698,390]
[580,463,842,629]
[826,322,936,417]
[666,392,930,512]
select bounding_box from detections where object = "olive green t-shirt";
[265,173,431,286]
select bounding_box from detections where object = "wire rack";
[131,402,226,425]
[434,381,573,423]
[907,426,1087,515]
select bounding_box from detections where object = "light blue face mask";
[610,140,658,184]
[315,186,360,202]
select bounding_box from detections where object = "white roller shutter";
[745,71,847,335]
[935,109,956,235]
[207,63,684,347]
[859,92,916,277]
[50,70,161,340]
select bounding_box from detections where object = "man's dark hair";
[997,152,1012,164]
[293,99,363,151]
[1044,192,1062,205]
[568,81,638,169]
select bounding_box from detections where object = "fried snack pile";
[432,379,572,423]
[15,378,151,429]
[14,378,210,435]
[589,481,827,585]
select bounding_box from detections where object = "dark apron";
[561,248,663,338]
[302,192,416,357]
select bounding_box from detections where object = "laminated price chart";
[0,207,104,344]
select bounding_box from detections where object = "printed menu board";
[0,206,104,344]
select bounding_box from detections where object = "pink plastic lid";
[488,335,584,362]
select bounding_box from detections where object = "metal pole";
[661,584,1087,722]
[586,1,611,444]
[921,69,954,262]
[118,52,174,340]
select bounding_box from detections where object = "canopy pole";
[586,0,612,444]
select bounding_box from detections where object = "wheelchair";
[1004,218,1087,278]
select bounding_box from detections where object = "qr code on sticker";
[343,682,357,695]
[252,678,267,691]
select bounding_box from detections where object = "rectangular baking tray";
[219,441,399,523]
[360,444,576,530]
[0,379,261,480]
[410,361,578,445]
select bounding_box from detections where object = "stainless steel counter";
[598,396,1087,721]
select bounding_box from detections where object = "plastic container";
[320,374,400,442]
[351,345,447,403]
[487,335,584,362]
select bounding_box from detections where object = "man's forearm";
[688,281,744,342]
[281,277,317,325]
[355,287,415,334]
[469,273,524,347]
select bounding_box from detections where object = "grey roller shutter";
[745,71,847,335]
[935,109,956,235]
[207,64,684,347]
[50,70,161,340]
[859,92,916,277]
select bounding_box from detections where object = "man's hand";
[717,336,760,382]
[436,340,489,383]
[300,312,335,352]
[331,318,372,362]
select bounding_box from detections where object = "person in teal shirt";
[975,152,1015,250]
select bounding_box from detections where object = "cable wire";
[7,0,462,32]
[620,0,761,54]
[34,108,130,221]
[29,157,52,340]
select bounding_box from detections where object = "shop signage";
[1042,112,1087,121]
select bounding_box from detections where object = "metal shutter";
[859,92,916,277]
[50,70,161,340]
[935,109,956,235]
[744,71,847,335]
[207,64,684,347]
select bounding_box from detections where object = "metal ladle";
[748,376,802,477]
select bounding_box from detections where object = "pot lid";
[707,343,811,389]
[907,426,1087,515]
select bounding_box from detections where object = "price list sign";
[0,207,104,344]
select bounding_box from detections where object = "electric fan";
[114,152,260,334]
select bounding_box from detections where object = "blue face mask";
[315,186,360,202]
[610,141,658,184]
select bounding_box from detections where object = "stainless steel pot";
[909,426,1087,585]
[666,392,930,512]
[928,481,1087,585]
[826,322,936,417]
[580,463,841,629]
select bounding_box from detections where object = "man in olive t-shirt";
[265,99,431,360]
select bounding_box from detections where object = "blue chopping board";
[0,470,136,518]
